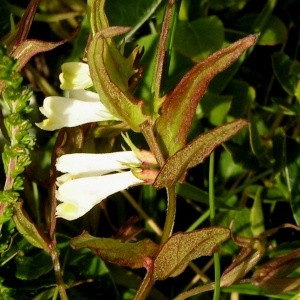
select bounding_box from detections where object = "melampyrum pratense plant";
[0,0,300,299]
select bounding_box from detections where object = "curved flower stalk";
[56,151,158,220]
[59,62,93,90]
[36,89,119,130]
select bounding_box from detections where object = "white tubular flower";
[59,62,93,90]
[55,150,147,220]
[56,151,140,184]
[36,90,119,131]
[56,171,143,220]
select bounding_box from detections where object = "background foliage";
[0,0,300,299]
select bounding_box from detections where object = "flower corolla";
[59,62,92,90]
[36,89,119,131]
[55,151,157,220]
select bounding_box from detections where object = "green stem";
[209,152,216,225]
[160,185,176,244]
[223,169,272,202]
[174,282,215,300]
[49,241,68,300]
[186,209,210,232]
[117,0,164,46]
[134,270,155,300]
[209,152,221,300]
[140,122,165,166]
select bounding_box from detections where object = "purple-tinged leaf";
[255,277,300,294]
[252,248,300,294]
[3,0,40,52]
[221,242,263,287]
[12,39,72,71]
[1,0,79,70]
[156,34,258,156]
[70,231,159,269]
[154,118,248,189]
[87,0,148,132]
[153,227,230,280]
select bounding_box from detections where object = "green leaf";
[0,277,16,299]
[16,250,53,280]
[153,227,230,280]
[219,150,244,184]
[272,127,286,173]
[105,0,163,44]
[176,183,236,210]
[87,0,148,132]
[285,139,300,225]
[70,231,159,269]
[173,16,224,62]
[12,201,50,252]
[250,187,265,236]
[258,15,288,45]
[226,79,256,118]
[156,34,258,157]
[154,118,248,189]
[236,14,287,46]
[224,141,260,171]
[200,92,232,126]
[249,116,264,159]
[272,52,300,99]
[67,16,90,62]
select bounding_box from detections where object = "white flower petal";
[59,62,93,90]
[56,151,140,179]
[56,171,143,220]
[68,89,100,102]
[36,94,118,131]
[56,202,83,221]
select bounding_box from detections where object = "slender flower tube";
[56,151,140,184]
[59,62,93,90]
[55,150,157,220]
[36,89,119,131]
[56,171,143,220]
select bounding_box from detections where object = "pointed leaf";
[16,250,53,280]
[156,34,258,156]
[253,248,300,281]
[173,16,224,62]
[250,187,265,236]
[221,245,263,287]
[70,231,159,269]
[153,227,230,280]
[5,0,40,52]
[154,118,248,189]
[252,248,300,294]
[272,52,300,99]
[12,201,50,252]
[87,0,148,132]
[12,39,71,70]
[255,277,300,294]
[284,139,300,225]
